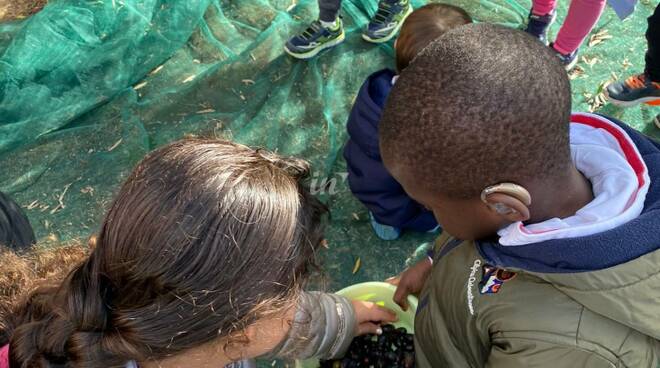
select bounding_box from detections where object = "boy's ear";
[480,183,532,222]
[482,192,530,222]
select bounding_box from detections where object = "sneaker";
[369,212,402,240]
[605,73,660,107]
[524,10,557,46]
[362,0,413,43]
[551,44,579,71]
[284,19,345,59]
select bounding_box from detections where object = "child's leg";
[645,4,660,82]
[552,0,606,55]
[531,0,557,16]
[319,0,342,22]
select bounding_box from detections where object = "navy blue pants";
[318,0,342,22]
[318,0,401,22]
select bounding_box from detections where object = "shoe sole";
[605,89,660,107]
[284,31,346,60]
[362,4,413,44]
[564,55,578,71]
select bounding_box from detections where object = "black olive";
[319,325,414,368]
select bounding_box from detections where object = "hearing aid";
[480,183,531,215]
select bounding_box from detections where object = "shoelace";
[373,2,394,24]
[626,74,648,89]
[626,74,660,89]
[301,21,323,40]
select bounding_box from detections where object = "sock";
[320,18,339,30]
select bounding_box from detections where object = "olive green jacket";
[414,233,660,368]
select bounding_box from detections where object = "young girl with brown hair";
[0,139,395,368]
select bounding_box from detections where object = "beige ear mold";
[480,183,532,206]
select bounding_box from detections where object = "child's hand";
[386,258,433,311]
[352,300,398,335]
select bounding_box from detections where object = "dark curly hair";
[382,23,572,198]
[0,139,327,367]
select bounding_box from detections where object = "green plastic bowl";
[295,282,418,368]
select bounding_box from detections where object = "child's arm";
[387,256,433,311]
[268,292,397,360]
[144,293,395,368]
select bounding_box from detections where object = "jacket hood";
[478,113,660,339]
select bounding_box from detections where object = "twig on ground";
[50,182,73,214]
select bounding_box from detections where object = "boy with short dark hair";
[343,3,472,240]
[383,23,660,367]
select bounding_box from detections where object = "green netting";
[1,0,658,296]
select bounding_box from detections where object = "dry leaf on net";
[352,257,362,274]
[133,81,148,90]
[587,93,607,112]
[588,29,612,48]
[569,65,585,80]
[581,56,599,69]
[108,139,123,152]
[586,80,614,112]
[622,59,633,70]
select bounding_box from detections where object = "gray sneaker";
[285,19,345,59]
[362,0,413,43]
[605,73,660,107]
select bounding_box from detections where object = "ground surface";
[0,1,658,366]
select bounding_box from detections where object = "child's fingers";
[393,284,410,311]
[352,302,398,335]
[353,301,398,323]
[357,322,383,336]
[368,304,398,323]
[385,275,400,286]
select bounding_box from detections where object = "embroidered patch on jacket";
[479,264,516,294]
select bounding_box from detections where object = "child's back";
[343,3,471,240]
[380,24,660,368]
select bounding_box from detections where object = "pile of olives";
[320,324,414,368]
